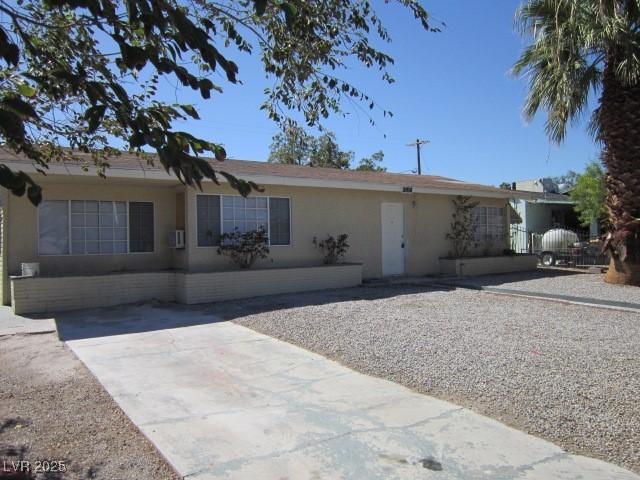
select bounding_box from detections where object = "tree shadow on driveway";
[55,283,454,342]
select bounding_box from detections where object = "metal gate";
[510,226,609,267]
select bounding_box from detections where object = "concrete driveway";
[59,304,638,480]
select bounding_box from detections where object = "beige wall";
[0,189,7,304]
[439,255,538,276]
[4,175,509,282]
[178,264,362,305]
[11,271,175,314]
[185,183,508,278]
[6,180,178,276]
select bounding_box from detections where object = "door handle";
[401,243,405,248]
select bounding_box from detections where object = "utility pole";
[406,139,429,175]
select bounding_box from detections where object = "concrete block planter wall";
[439,255,538,276]
[11,263,363,314]
[176,264,362,305]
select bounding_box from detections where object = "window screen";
[129,202,154,252]
[269,198,291,245]
[38,201,69,255]
[197,195,221,246]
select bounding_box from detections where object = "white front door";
[381,202,405,276]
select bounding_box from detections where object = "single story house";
[0,149,535,313]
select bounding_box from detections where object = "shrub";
[217,228,270,269]
[313,234,350,264]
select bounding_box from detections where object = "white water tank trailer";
[541,229,579,252]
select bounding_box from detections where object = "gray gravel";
[0,333,180,480]
[216,285,640,474]
[460,270,640,305]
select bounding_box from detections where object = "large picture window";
[197,195,291,246]
[473,206,505,243]
[38,200,154,255]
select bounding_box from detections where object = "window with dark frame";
[129,202,154,253]
[196,194,221,247]
[196,195,291,246]
[37,200,155,255]
[269,198,291,246]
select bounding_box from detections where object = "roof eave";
[4,162,532,199]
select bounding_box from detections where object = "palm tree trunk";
[599,53,640,286]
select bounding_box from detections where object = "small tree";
[355,151,386,172]
[309,132,353,169]
[445,196,478,257]
[217,228,270,269]
[570,162,607,228]
[313,234,350,264]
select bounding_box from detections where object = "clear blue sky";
[168,0,599,187]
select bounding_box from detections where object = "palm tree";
[513,0,640,285]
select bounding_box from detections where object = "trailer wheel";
[540,252,556,266]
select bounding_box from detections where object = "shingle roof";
[0,148,515,197]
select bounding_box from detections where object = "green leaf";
[180,104,200,120]
[280,2,297,29]
[27,183,42,206]
[253,0,268,16]
[0,108,26,140]
[17,83,36,98]
[199,79,214,99]
[84,104,107,133]
[2,96,38,119]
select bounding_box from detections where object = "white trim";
[5,161,538,200]
[380,202,406,276]
[36,199,156,257]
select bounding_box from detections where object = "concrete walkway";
[0,305,55,336]
[60,305,638,480]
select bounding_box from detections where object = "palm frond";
[513,0,610,143]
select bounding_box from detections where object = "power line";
[406,138,429,175]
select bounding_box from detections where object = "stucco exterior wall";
[185,183,509,279]
[4,175,510,284]
[0,189,7,305]
[6,180,177,276]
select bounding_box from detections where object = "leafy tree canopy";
[267,127,313,166]
[570,161,607,227]
[0,0,435,205]
[551,171,579,193]
[268,127,353,169]
[355,150,386,172]
[309,132,353,169]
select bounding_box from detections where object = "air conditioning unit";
[21,262,40,277]
[168,230,185,249]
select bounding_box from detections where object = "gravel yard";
[0,333,180,480]
[218,285,640,474]
[461,270,640,305]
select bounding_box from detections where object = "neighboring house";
[510,177,587,231]
[0,149,532,313]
